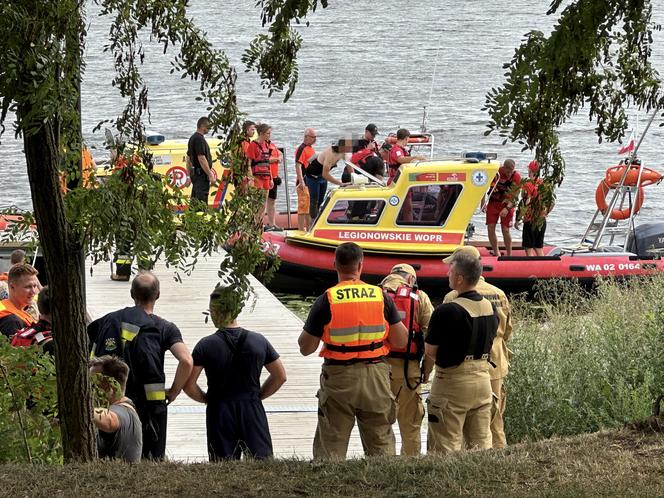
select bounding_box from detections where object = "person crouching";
[185,285,287,460]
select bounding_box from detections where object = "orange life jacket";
[385,285,423,359]
[250,141,272,177]
[321,280,389,361]
[0,299,36,329]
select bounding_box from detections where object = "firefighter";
[443,245,513,449]
[425,251,498,454]
[379,263,434,456]
[88,271,193,460]
[298,242,408,460]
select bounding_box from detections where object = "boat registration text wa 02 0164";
[312,229,464,245]
[585,262,641,272]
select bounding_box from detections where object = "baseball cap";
[390,263,416,278]
[365,123,379,136]
[442,245,481,264]
[528,160,540,173]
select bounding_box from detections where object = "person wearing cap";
[442,245,513,449]
[298,242,408,460]
[364,124,380,152]
[386,128,427,184]
[484,158,522,256]
[379,263,434,456]
[425,250,498,455]
[515,161,554,256]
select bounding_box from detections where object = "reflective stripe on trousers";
[144,383,166,401]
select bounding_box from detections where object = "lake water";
[2,0,664,249]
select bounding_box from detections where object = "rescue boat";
[261,156,664,294]
[95,132,235,210]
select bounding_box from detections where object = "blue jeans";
[305,175,328,219]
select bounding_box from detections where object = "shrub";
[0,336,61,463]
[505,276,664,442]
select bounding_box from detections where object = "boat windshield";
[396,184,463,226]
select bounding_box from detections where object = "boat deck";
[85,253,423,460]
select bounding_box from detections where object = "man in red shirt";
[516,161,553,256]
[387,129,426,184]
[484,159,521,256]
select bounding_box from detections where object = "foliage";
[484,0,663,218]
[0,336,61,464]
[505,276,664,442]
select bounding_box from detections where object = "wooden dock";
[86,252,421,461]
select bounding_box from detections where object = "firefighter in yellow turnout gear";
[443,245,513,448]
[425,251,498,454]
[379,264,434,456]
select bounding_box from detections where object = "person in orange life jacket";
[295,128,317,231]
[386,128,426,184]
[91,355,143,463]
[0,263,39,338]
[87,271,193,460]
[187,116,215,207]
[303,138,355,220]
[298,242,408,460]
[0,249,28,300]
[185,284,287,461]
[515,161,554,257]
[484,158,522,256]
[379,263,434,456]
[442,245,513,449]
[425,252,498,454]
[12,286,54,355]
[246,124,279,226]
[264,136,283,231]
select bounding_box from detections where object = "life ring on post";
[594,179,644,220]
[604,165,663,188]
[385,135,431,145]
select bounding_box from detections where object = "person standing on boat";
[295,128,317,231]
[0,263,38,338]
[364,123,380,152]
[246,124,280,229]
[184,284,286,460]
[187,116,215,208]
[379,263,434,456]
[484,158,521,256]
[386,128,427,184]
[425,251,498,455]
[298,242,408,460]
[442,245,513,450]
[303,139,353,220]
[516,161,553,257]
[88,271,193,460]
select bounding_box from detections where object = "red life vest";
[11,321,52,348]
[385,285,423,359]
[250,141,272,177]
[350,148,375,168]
[321,280,389,361]
[489,170,521,203]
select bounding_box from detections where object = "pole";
[280,147,293,229]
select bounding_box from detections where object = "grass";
[0,425,662,497]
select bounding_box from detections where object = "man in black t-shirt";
[299,242,408,460]
[184,284,286,460]
[187,116,214,206]
[88,271,193,460]
[425,252,498,455]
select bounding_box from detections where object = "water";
[2,1,664,260]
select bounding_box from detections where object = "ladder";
[579,161,645,250]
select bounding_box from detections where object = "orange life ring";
[385,134,431,145]
[604,165,663,188]
[594,180,644,220]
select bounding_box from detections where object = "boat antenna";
[421,36,443,134]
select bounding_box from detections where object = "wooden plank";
[86,252,426,460]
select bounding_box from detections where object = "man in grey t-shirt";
[91,355,143,462]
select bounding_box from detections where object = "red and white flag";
[618,132,635,155]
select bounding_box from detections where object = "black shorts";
[522,220,546,249]
[268,182,278,200]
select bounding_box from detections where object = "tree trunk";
[22,117,97,462]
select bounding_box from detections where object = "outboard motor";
[626,223,664,258]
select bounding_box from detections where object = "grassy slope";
[1,427,663,498]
